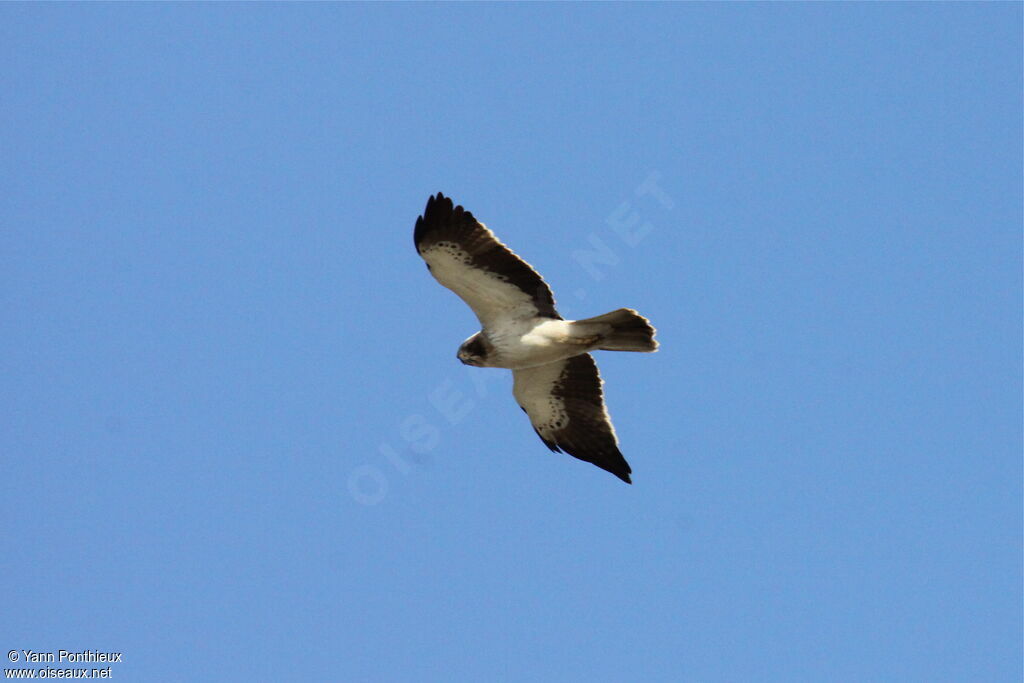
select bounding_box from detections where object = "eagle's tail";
[575,308,659,353]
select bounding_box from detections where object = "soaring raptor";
[414,193,658,483]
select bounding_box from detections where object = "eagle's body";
[415,193,658,483]
[461,318,597,369]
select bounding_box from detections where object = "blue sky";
[1,4,1020,681]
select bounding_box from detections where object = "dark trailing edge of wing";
[414,192,561,320]
[533,426,559,452]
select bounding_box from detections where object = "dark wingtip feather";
[557,440,633,484]
[606,457,633,484]
[414,192,458,251]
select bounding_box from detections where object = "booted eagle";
[414,193,658,483]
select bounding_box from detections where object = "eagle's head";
[457,333,489,367]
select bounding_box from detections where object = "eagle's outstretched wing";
[512,353,632,483]
[414,193,561,327]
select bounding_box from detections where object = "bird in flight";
[414,193,658,483]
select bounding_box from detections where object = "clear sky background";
[2,4,1020,682]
